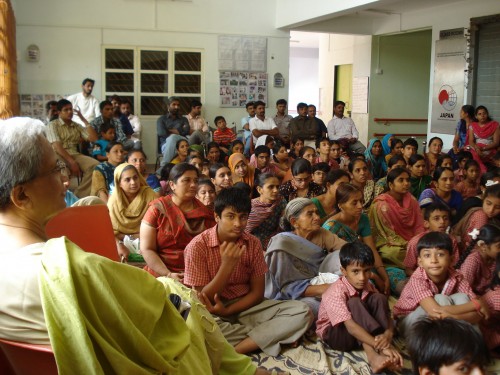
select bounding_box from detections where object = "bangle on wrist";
[471,299,483,316]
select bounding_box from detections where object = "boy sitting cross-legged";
[184,187,312,356]
[394,232,487,337]
[316,241,403,373]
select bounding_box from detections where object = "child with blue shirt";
[92,122,116,161]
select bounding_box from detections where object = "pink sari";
[467,120,498,172]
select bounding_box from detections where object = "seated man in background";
[274,98,293,147]
[241,101,256,157]
[91,100,135,151]
[249,101,279,150]
[0,116,275,375]
[184,188,312,356]
[185,99,209,145]
[308,104,327,142]
[120,99,141,143]
[46,99,98,197]
[290,102,318,148]
[109,94,140,149]
[44,100,59,125]
[157,96,191,169]
[327,100,366,155]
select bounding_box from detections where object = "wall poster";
[219,72,268,108]
[430,34,467,135]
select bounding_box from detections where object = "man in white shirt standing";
[327,100,366,154]
[249,101,279,148]
[66,78,100,126]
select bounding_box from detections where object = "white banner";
[430,37,467,135]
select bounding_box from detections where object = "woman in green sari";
[322,183,390,295]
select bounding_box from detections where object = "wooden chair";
[45,205,119,261]
[0,338,57,375]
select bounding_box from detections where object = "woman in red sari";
[368,167,424,293]
[140,163,216,281]
[468,105,499,172]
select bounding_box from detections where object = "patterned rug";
[251,331,500,374]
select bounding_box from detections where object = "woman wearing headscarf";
[364,138,387,181]
[381,133,394,157]
[107,163,157,261]
[228,152,256,190]
[265,198,346,317]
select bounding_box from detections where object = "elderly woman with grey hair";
[0,117,278,375]
[264,198,346,318]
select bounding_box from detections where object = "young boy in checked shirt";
[316,242,403,374]
[394,232,487,337]
[184,188,311,357]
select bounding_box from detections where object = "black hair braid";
[454,238,479,269]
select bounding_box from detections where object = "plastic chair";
[0,338,57,375]
[45,205,119,261]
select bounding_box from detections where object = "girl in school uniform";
[456,224,500,296]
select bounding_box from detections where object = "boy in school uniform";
[403,203,460,277]
[407,318,490,375]
[184,188,312,356]
[316,242,403,373]
[394,232,485,337]
[213,116,236,155]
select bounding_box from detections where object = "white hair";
[0,117,46,209]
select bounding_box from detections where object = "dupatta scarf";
[246,197,287,249]
[468,120,499,172]
[371,192,424,242]
[107,163,157,235]
[364,138,387,180]
[228,152,255,189]
[381,133,394,155]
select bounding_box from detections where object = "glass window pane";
[177,97,200,115]
[141,73,168,93]
[175,52,201,71]
[105,49,134,70]
[141,96,167,116]
[175,74,201,94]
[105,72,134,93]
[141,50,168,71]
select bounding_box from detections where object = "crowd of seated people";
[1,98,500,374]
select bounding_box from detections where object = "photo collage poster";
[20,94,67,122]
[219,72,268,108]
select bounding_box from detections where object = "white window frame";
[102,45,204,117]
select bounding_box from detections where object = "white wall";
[288,47,319,115]
[14,0,290,157]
